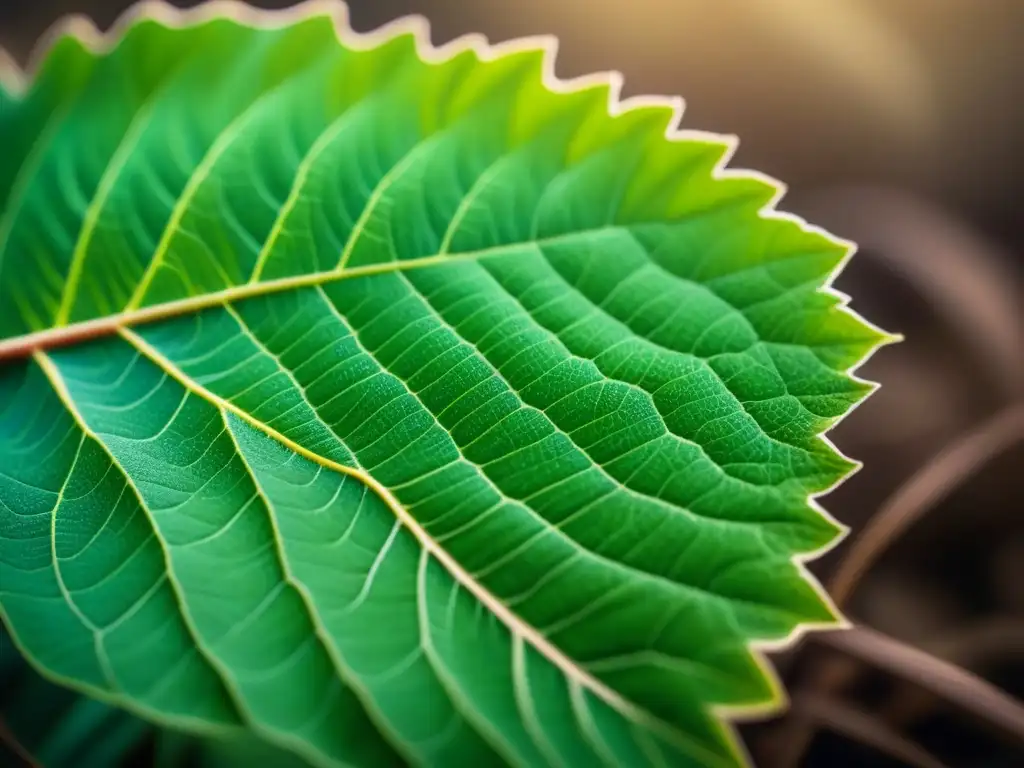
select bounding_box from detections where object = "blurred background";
[1,1,1022,767]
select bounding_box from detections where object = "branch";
[819,625,1024,743]
[788,692,950,768]
[829,404,1024,607]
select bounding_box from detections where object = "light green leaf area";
[0,4,890,767]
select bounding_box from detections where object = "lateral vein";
[116,324,729,768]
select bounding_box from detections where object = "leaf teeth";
[0,3,896,767]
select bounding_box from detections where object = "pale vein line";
[126,85,287,311]
[584,651,741,689]
[55,84,169,326]
[214,582,287,647]
[38,368,358,768]
[2,380,61,448]
[0,98,77,271]
[364,646,424,687]
[336,133,446,271]
[415,548,527,767]
[611,230,821,442]
[0,223,696,360]
[568,681,619,768]
[46,428,121,691]
[220,409,420,767]
[295,678,347,738]
[311,284,744,606]
[437,150,517,255]
[0,239,524,358]
[317,280,779,623]
[222,302,357,468]
[634,726,672,768]
[391,271,732,531]
[249,103,370,283]
[478,253,807,486]
[235,635,315,686]
[512,634,565,768]
[31,349,249,732]
[60,466,127,562]
[100,573,168,636]
[119,321,730,768]
[339,519,401,617]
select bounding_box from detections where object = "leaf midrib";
[0,225,629,361]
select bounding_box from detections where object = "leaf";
[2,626,150,768]
[0,3,893,767]
[0,624,315,768]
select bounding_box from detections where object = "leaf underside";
[0,4,889,767]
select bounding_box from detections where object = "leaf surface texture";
[0,6,889,767]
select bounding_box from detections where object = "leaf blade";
[0,4,894,767]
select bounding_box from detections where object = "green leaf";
[1,624,314,768]
[1,627,151,768]
[0,3,892,767]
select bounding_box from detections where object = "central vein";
[0,224,637,362]
[0,243,516,361]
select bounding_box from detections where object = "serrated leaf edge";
[0,2,899,766]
